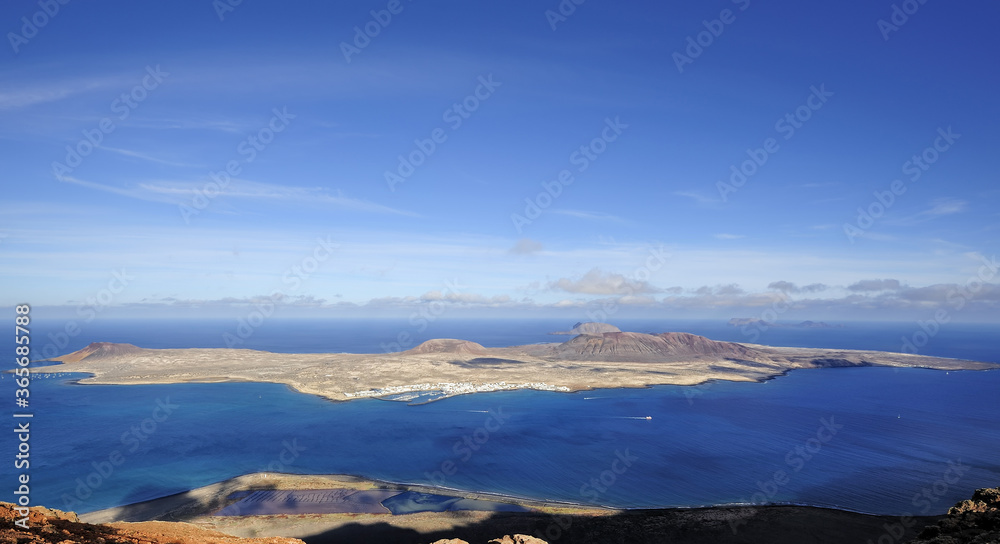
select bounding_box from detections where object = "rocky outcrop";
[0,502,304,544]
[909,486,1000,543]
[488,536,549,544]
[551,322,622,335]
[430,536,548,544]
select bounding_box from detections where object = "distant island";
[550,321,622,335]
[34,323,996,404]
[728,318,844,328]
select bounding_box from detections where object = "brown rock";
[0,502,305,544]
[487,535,549,544]
[910,486,1000,543]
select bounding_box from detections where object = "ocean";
[3,318,999,516]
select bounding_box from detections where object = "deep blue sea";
[3,318,999,516]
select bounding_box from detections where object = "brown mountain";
[405,339,488,355]
[49,342,144,363]
[528,331,762,362]
[550,322,622,335]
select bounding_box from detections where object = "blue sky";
[2,0,999,321]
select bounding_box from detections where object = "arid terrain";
[37,324,998,403]
[9,476,998,544]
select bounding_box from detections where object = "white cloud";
[695,284,745,296]
[509,238,543,255]
[848,279,902,292]
[768,281,828,293]
[549,268,661,295]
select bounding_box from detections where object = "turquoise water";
[4,366,998,515]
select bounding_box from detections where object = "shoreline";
[16,363,1000,412]
[22,363,999,407]
[78,469,962,522]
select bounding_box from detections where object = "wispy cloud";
[889,198,967,226]
[119,116,251,134]
[61,177,417,216]
[0,76,123,110]
[551,209,628,223]
[673,191,719,206]
[101,146,205,168]
[58,176,174,203]
[849,230,897,242]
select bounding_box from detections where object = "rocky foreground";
[0,502,540,544]
[909,487,1000,544]
[35,323,998,404]
[0,502,303,544]
[4,485,998,544]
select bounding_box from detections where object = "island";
[34,323,997,404]
[727,318,843,328]
[549,321,622,335]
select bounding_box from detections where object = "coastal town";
[343,381,572,400]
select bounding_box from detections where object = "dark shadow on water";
[91,480,283,522]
